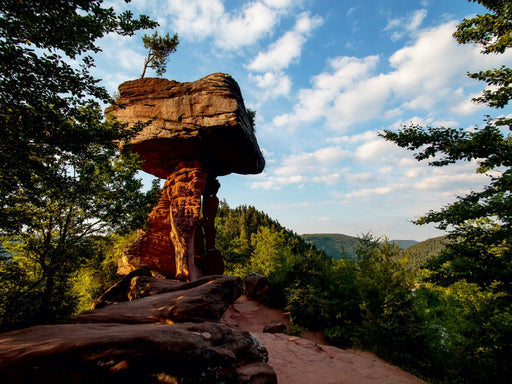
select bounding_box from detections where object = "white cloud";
[346,7,357,17]
[354,138,397,162]
[163,0,225,40]
[273,20,512,131]
[249,72,291,98]
[408,9,428,31]
[248,12,323,98]
[117,49,146,71]
[331,158,489,211]
[275,146,351,176]
[336,184,406,200]
[157,0,300,50]
[345,172,379,184]
[250,129,414,191]
[386,9,428,41]
[329,74,392,128]
[273,55,379,127]
[249,125,489,205]
[327,130,378,144]
[217,2,279,49]
[262,0,296,8]
[249,145,351,189]
[249,31,304,71]
[413,163,489,191]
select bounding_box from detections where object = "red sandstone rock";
[106,73,265,178]
[0,275,277,383]
[91,267,221,309]
[76,275,243,324]
[107,73,265,281]
[244,273,269,302]
[119,191,176,276]
[167,162,208,280]
[0,322,276,384]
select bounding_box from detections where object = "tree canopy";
[0,0,161,328]
[0,0,158,230]
[140,31,179,78]
[381,2,512,380]
[381,0,512,293]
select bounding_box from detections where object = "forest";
[214,203,510,384]
[1,1,511,383]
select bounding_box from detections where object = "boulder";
[263,323,288,334]
[76,275,243,324]
[245,273,269,302]
[0,322,276,384]
[0,275,277,383]
[92,267,221,309]
[106,73,265,281]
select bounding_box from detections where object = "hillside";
[301,233,359,259]
[301,233,419,259]
[401,235,449,268]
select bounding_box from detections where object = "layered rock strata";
[108,73,265,281]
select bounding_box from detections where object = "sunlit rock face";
[107,73,265,281]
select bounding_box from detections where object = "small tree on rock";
[140,31,179,78]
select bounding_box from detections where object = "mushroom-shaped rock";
[107,73,265,281]
[107,73,265,178]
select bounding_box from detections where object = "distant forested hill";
[301,233,359,259]
[390,239,418,249]
[401,235,449,268]
[301,234,419,260]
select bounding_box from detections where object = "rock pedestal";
[107,73,265,281]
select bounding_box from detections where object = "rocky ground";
[222,295,427,384]
[0,272,427,384]
[0,275,276,383]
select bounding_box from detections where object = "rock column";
[166,161,208,281]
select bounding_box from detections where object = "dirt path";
[221,296,427,384]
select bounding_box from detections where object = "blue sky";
[95,0,512,240]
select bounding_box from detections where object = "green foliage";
[215,201,333,308]
[454,0,512,56]
[140,31,179,78]
[1,0,157,215]
[414,281,512,383]
[215,201,283,272]
[380,3,512,293]
[0,0,159,329]
[401,235,449,269]
[380,2,512,381]
[71,232,138,313]
[246,108,256,131]
[1,234,88,329]
[215,201,512,382]
[352,236,428,367]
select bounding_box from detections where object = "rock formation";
[75,275,242,324]
[107,73,265,281]
[244,273,269,302]
[0,274,277,383]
